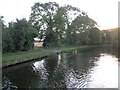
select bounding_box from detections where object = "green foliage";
[67,14,100,45]
[89,28,102,45]
[2,19,39,52]
[101,28,120,48]
[3,2,104,53]
[43,33,58,47]
[53,7,67,44]
[30,2,82,47]
[30,2,102,47]
[30,2,60,46]
[101,30,111,44]
[78,30,90,45]
[2,28,13,52]
[109,28,119,48]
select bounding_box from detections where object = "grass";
[2,48,50,62]
[2,46,87,63]
[2,52,49,62]
[60,47,79,52]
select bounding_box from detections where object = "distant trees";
[89,28,101,45]
[101,30,111,44]
[2,18,38,52]
[101,28,120,49]
[109,29,119,47]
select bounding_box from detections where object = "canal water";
[2,46,119,89]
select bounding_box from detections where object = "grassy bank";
[2,46,81,63]
[3,51,49,63]
[2,45,97,64]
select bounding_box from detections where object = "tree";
[101,30,111,44]
[0,16,4,51]
[30,2,59,39]
[2,18,38,52]
[62,5,81,45]
[109,28,119,48]
[53,7,67,44]
[2,27,13,52]
[68,14,99,45]
[89,28,102,45]
[30,2,101,47]
[30,3,82,47]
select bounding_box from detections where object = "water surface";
[2,46,119,89]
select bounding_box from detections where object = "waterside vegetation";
[1,2,119,65]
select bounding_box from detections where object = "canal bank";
[2,46,107,68]
[2,46,85,68]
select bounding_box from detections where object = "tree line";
[29,2,101,47]
[1,2,119,53]
[101,28,120,48]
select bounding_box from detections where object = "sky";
[0,0,119,30]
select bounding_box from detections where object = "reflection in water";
[88,54,118,88]
[2,46,119,89]
[2,77,17,89]
[32,59,48,80]
[57,54,61,66]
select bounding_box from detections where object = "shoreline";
[2,45,109,68]
[2,46,80,68]
[0,51,63,68]
[2,50,61,68]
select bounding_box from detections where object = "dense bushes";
[2,19,38,52]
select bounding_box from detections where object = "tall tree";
[62,5,81,45]
[30,2,59,40]
[30,3,82,46]
[53,7,66,44]
[30,2,101,47]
